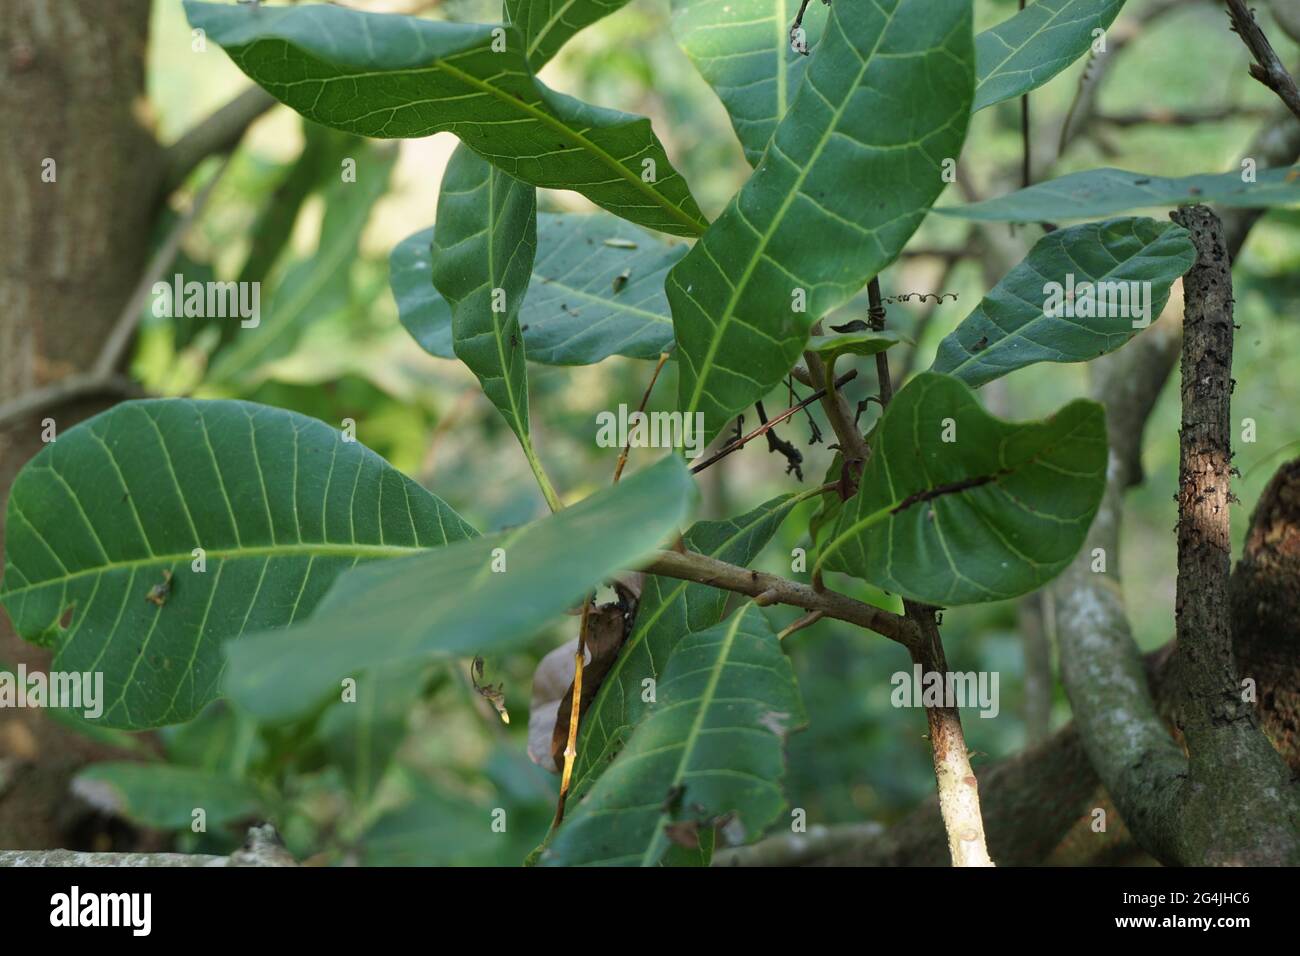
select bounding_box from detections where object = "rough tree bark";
[0,0,270,851]
[0,0,165,851]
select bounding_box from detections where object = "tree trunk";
[0,0,164,849]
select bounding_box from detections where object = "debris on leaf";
[549,602,629,770]
[612,268,631,294]
[829,319,871,333]
[527,578,641,773]
[144,569,173,607]
[471,656,510,725]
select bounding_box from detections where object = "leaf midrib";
[0,541,427,601]
[637,610,744,866]
[684,3,896,417]
[245,39,708,237]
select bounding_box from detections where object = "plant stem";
[520,438,564,513]
[865,276,994,866]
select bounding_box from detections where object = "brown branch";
[642,548,918,649]
[612,349,672,482]
[1226,0,1300,123]
[1094,105,1271,126]
[864,278,993,865]
[161,86,277,195]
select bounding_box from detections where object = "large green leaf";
[395,213,682,366]
[570,492,804,802]
[185,1,706,238]
[931,217,1194,388]
[670,0,974,444]
[225,455,696,721]
[973,0,1125,111]
[670,0,826,167]
[818,372,1106,606]
[74,762,263,831]
[391,226,454,360]
[507,0,632,69]
[936,166,1300,222]
[207,143,397,386]
[431,145,537,451]
[0,399,474,729]
[541,603,805,866]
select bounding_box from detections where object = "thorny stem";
[690,370,857,474]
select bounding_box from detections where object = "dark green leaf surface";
[522,213,681,363]
[670,0,826,166]
[394,214,682,365]
[431,145,537,447]
[973,0,1124,111]
[361,776,503,865]
[507,0,633,69]
[74,762,262,831]
[225,456,696,721]
[670,0,974,444]
[936,166,1300,222]
[541,603,805,866]
[570,493,803,802]
[819,373,1106,605]
[185,1,706,237]
[391,226,455,360]
[0,399,474,729]
[932,218,1194,387]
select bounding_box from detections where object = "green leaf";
[670,0,974,444]
[185,1,707,238]
[818,372,1106,606]
[162,701,263,777]
[391,227,454,360]
[225,455,696,721]
[973,0,1125,111]
[207,143,398,386]
[670,0,827,167]
[541,603,806,866]
[0,399,474,729]
[394,213,683,366]
[806,328,908,364]
[74,762,262,831]
[361,776,504,865]
[932,218,1194,388]
[431,145,537,451]
[318,663,428,806]
[507,0,633,69]
[521,213,682,363]
[570,492,804,802]
[936,166,1300,222]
